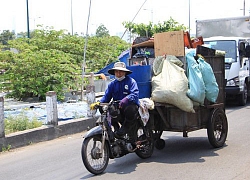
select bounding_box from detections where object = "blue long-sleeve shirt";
[100,76,140,106]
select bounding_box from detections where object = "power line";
[120,0,148,39]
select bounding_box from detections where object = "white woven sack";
[151,59,195,113]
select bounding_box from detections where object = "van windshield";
[204,40,237,62]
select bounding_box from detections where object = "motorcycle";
[81,101,155,175]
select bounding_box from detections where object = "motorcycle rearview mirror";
[245,45,250,57]
[239,42,246,56]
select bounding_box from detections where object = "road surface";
[0,102,250,180]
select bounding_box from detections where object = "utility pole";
[81,0,92,100]
[26,0,30,38]
[71,0,74,35]
[243,0,245,16]
[189,0,190,34]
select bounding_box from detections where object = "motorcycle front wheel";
[81,135,109,175]
[135,127,154,159]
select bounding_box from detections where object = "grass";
[1,144,11,152]
[4,112,43,135]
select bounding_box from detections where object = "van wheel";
[238,82,247,106]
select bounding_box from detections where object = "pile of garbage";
[4,99,88,124]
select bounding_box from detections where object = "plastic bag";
[186,52,206,104]
[198,57,219,103]
[153,55,184,76]
[152,56,165,76]
[151,58,195,113]
[138,98,154,126]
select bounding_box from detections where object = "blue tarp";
[96,61,116,77]
[118,49,130,65]
[96,49,131,77]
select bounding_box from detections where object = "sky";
[0,0,249,38]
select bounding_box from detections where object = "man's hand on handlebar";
[90,101,100,110]
[119,97,128,108]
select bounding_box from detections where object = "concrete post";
[89,72,95,86]
[0,97,5,138]
[86,72,96,117]
[46,91,58,125]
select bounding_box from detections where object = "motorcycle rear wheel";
[135,127,154,159]
[81,135,109,175]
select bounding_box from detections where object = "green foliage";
[0,30,16,45]
[95,24,110,37]
[86,36,130,72]
[0,26,129,100]
[1,144,11,152]
[123,17,188,37]
[4,112,43,135]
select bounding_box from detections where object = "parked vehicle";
[196,16,250,105]
[81,101,154,175]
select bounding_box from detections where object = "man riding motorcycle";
[90,62,140,138]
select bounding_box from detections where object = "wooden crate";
[154,31,185,57]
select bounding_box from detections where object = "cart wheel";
[207,108,228,148]
[155,139,165,150]
[153,130,163,140]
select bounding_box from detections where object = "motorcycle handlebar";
[99,103,109,106]
[99,100,120,107]
[95,100,120,110]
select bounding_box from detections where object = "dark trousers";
[111,104,138,131]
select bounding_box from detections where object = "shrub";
[4,112,43,135]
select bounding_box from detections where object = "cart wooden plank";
[154,31,185,57]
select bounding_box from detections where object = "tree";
[0,26,129,101]
[0,34,79,101]
[0,30,16,45]
[122,17,188,38]
[95,24,110,37]
[86,36,129,72]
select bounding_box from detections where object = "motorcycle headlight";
[102,105,108,111]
